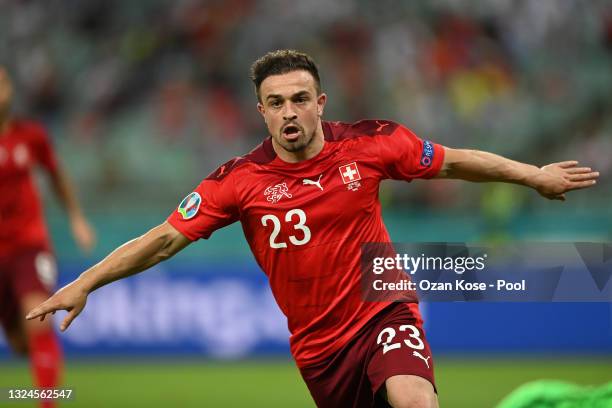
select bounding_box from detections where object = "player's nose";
[282,102,298,121]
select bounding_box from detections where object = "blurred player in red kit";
[0,67,96,408]
[27,51,598,408]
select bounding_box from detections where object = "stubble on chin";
[276,131,314,153]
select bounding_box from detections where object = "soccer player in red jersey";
[26,51,599,408]
[0,67,96,408]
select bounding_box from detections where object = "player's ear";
[317,92,327,117]
[257,102,265,118]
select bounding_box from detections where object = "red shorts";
[0,247,57,331]
[299,302,435,408]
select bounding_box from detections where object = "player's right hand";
[25,281,89,331]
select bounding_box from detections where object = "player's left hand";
[71,215,97,253]
[533,161,599,201]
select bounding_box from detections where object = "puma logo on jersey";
[264,182,292,204]
[412,351,431,369]
[303,174,323,191]
[375,120,389,132]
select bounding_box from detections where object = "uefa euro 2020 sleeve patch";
[420,140,434,167]
[177,192,202,220]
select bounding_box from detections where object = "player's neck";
[273,121,325,163]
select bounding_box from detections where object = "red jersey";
[0,120,58,257]
[167,119,445,367]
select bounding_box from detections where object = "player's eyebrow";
[291,91,310,99]
[265,90,311,101]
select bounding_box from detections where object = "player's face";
[257,70,326,154]
[0,67,12,115]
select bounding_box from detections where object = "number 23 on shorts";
[376,324,425,354]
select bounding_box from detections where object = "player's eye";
[269,100,282,108]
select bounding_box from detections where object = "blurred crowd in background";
[1,0,611,215]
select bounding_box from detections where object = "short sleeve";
[377,123,445,181]
[29,123,59,174]
[167,170,240,241]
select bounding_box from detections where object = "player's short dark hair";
[250,50,321,102]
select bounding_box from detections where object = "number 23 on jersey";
[261,209,311,248]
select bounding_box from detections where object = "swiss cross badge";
[338,162,362,191]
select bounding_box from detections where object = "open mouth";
[282,124,301,141]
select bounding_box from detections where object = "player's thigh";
[299,345,377,408]
[0,260,28,355]
[385,374,438,408]
[3,323,29,356]
[367,304,437,405]
[12,249,57,334]
[0,288,29,355]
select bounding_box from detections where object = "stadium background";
[1,0,611,407]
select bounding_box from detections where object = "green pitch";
[0,357,610,407]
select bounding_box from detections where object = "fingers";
[565,167,592,174]
[557,161,579,169]
[545,193,565,201]
[26,302,57,321]
[567,171,599,182]
[27,303,81,332]
[567,180,598,191]
[27,303,80,331]
[60,308,80,332]
[26,299,68,321]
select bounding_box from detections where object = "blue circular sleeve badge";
[177,192,202,220]
[420,140,434,167]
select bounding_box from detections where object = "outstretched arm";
[25,221,191,330]
[436,147,599,200]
